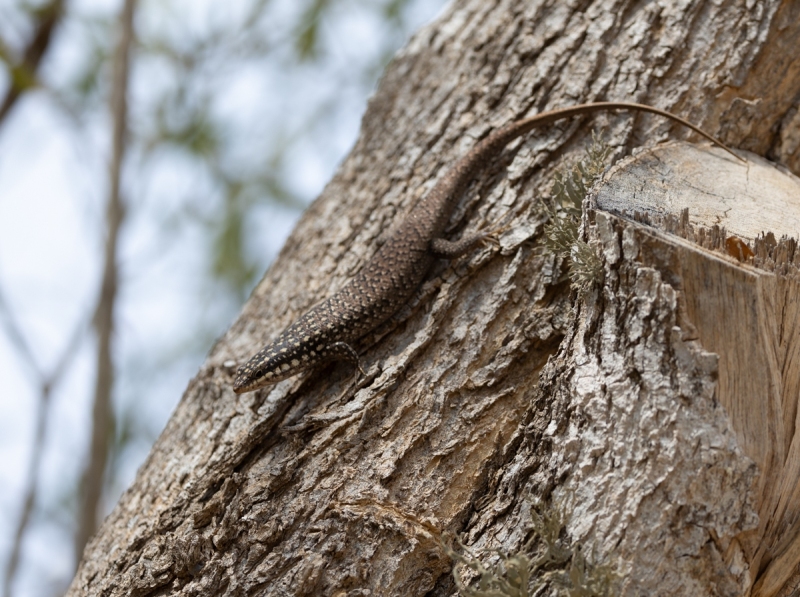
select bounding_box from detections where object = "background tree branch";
[0,0,64,125]
[73,0,136,562]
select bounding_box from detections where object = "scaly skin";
[233,102,739,393]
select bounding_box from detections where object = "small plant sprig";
[544,131,611,294]
[443,501,618,597]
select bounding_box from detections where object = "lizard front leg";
[430,233,492,257]
[321,341,366,376]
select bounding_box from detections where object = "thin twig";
[73,0,137,562]
[1,317,88,597]
[0,286,42,379]
[0,0,65,125]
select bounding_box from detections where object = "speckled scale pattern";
[232,220,436,392]
[233,103,736,393]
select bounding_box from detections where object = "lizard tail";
[485,101,742,162]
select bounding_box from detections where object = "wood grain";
[592,141,800,596]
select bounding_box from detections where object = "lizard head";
[233,349,286,393]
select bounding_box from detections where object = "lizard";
[233,101,740,393]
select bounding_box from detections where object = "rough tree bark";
[67,1,800,596]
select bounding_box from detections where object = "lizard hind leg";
[430,233,490,258]
[322,341,366,376]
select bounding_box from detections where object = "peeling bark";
[68,1,800,596]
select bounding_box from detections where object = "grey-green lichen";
[443,501,618,597]
[544,131,610,295]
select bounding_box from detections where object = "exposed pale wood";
[597,142,800,242]
[590,142,800,596]
[67,1,800,596]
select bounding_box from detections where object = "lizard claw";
[480,222,513,250]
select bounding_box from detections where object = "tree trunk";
[67,1,800,596]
